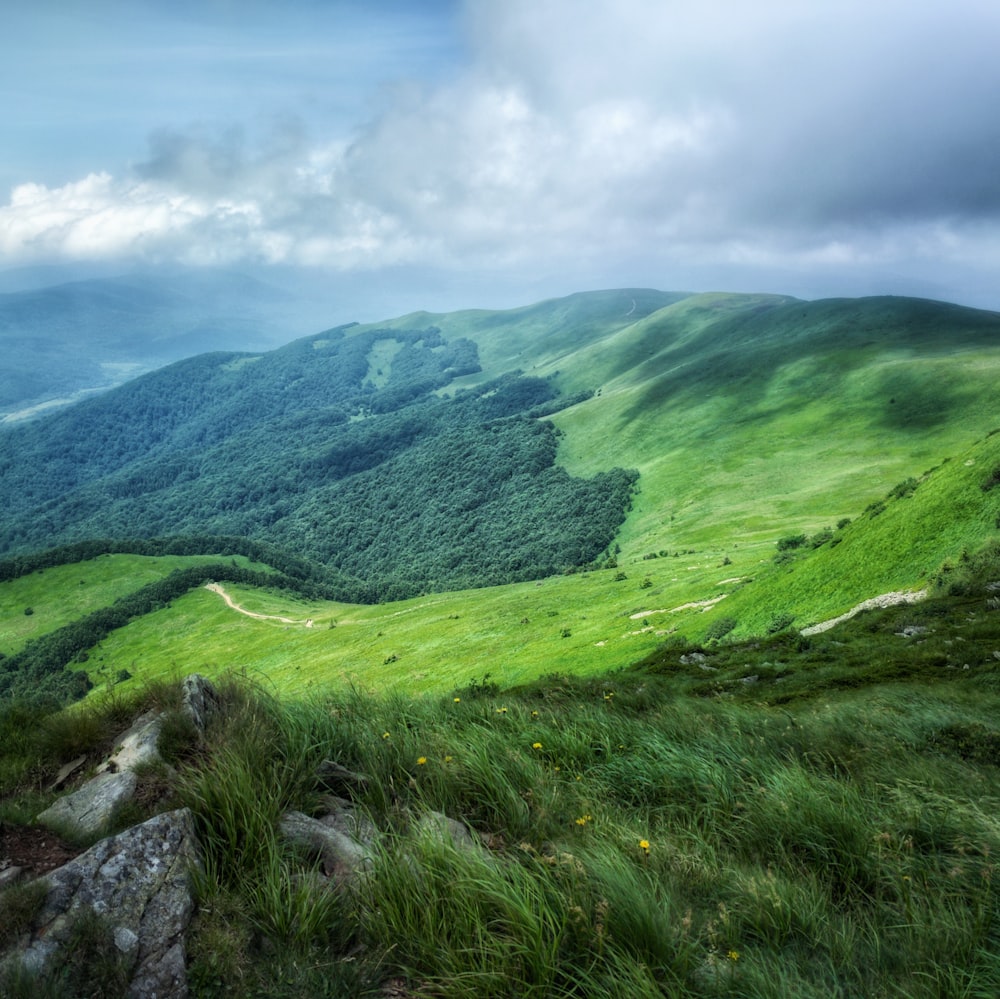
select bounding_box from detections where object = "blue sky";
[2,0,1000,317]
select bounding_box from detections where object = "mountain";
[0,287,998,610]
[0,268,334,421]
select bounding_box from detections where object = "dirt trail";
[800,589,928,636]
[205,583,314,627]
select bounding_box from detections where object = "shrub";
[809,527,834,548]
[704,616,737,642]
[767,613,796,634]
[776,534,807,551]
[981,465,1000,492]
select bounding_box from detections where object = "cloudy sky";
[2,0,999,318]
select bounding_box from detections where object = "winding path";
[205,583,314,627]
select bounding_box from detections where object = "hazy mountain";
[0,268,337,421]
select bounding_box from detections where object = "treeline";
[0,535,349,595]
[0,562,331,705]
[0,327,638,600]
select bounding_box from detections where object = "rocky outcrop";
[181,673,221,735]
[279,810,374,885]
[37,675,221,842]
[4,808,201,999]
[36,770,139,839]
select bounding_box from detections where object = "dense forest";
[0,326,637,599]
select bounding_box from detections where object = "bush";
[704,616,737,642]
[776,534,807,551]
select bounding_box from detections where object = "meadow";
[2,569,999,997]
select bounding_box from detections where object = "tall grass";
[5,590,1000,996]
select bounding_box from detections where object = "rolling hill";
[3,287,1000,997]
[0,287,998,702]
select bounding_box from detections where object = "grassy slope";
[2,289,1000,699]
[5,582,1000,997]
[0,554,264,658]
[72,426,999,697]
[364,290,1000,563]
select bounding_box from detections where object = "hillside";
[2,288,1000,997]
[0,288,998,703]
[2,564,1000,997]
[3,290,999,586]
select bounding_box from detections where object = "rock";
[4,808,201,999]
[315,759,369,792]
[279,810,373,884]
[97,711,164,775]
[316,794,378,845]
[680,652,708,665]
[415,811,483,856]
[180,674,220,735]
[0,863,25,889]
[895,626,930,638]
[37,771,138,838]
[48,755,88,792]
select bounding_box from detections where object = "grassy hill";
[2,559,999,997]
[0,287,999,700]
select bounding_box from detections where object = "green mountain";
[0,290,1000,599]
[1,287,999,700]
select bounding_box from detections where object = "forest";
[0,326,637,600]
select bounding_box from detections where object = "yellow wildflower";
[382,732,390,740]
[727,950,740,961]
[416,757,427,766]
[453,697,461,703]
[639,839,650,853]
[532,742,543,750]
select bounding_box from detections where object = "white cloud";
[2,0,1000,308]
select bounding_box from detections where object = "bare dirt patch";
[801,589,928,636]
[1,823,81,877]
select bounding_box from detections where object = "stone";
[4,808,201,999]
[415,811,489,861]
[315,759,369,792]
[97,711,164,775]
[180,674,220,735]
[279,810,373,884]
[0,863,25,889]
[48,755,87,792]
[36,771,138,838]
[316,794,378,845]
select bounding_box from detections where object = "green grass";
[30,425,991,701]
[6,578,1000,997]
[0,553,264,658]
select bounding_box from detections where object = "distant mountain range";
[0,268,335,420]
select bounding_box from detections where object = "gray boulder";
[5,808,201,999]
[180,674,220,735]
[97,710,164,775]
[279,810,374,884]
[36,771,139,839]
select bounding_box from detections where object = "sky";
[2,0,1000,319]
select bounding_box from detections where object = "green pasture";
[0,554,264,658]
[76,551,758,698]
